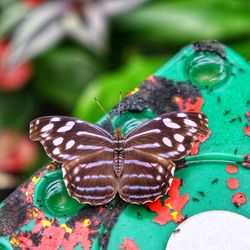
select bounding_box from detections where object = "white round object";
[166,210,250,250]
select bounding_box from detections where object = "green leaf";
[116,0,250,46]
[73,55,166,122]
[32,46,101,111]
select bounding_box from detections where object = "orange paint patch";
[226,165,238,174]
[147,74,156,82]
[174,96,204,112]
[120,238,140,250]
[146,178,189,225]
[227,178,239,189]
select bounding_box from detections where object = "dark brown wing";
[118,149,175,204]
[30,116,113,163]
[125,112,208,161]
[63,150,118,206]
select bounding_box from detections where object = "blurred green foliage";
[74,55,166,123]
[1,0,250,178]
[33,46,101,112]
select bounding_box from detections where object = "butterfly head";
[114,127,124,140]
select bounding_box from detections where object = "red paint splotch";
[18,176,96,250]
[120,238,140,250]
[244,125,250,136]
[246,111,250,119]
[146,199,172,225]
[174,96,204,112]
[226,165,238,174]
[190,130,211,155]
[174,95,210,155]
[242,154,250,168]
[61,221,93,250]
[24,226,66,250]
[17,216,95,250]
[232,192,246,207]
[146,178,189,225]
[17,209,63,250]
[227,178,240,190]
[147,74,155,82]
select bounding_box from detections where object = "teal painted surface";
[108,45,250,249]
[0,43,249,250]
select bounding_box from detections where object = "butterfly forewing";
[119,150,175,204]
[30,116,113,163]
[63,150,118,206]
[125,112,208,161]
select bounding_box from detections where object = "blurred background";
[0,0,250,200]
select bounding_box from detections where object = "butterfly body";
[113,128,125,177]
[30,112,208,205]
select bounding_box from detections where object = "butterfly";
[30,112,208,206]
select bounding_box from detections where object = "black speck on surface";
[192,197,200,202]
[211,178,219,184]
[198,191,205,197]
[30,232,41,246]
[0,189,27,236]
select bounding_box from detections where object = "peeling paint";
[232,192,246,207]
[146,178,189,225]
[120,238,140,250]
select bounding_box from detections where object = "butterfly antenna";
[94,97,112,125]
[118,91,122,129]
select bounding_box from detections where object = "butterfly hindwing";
[119,149,175,204]
[62,150,118,206]
[125,112,208,161]
[30,116,113,163]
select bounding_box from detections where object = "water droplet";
[186,52,231,89]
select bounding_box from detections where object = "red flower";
[0,130,38,173]
[22,0,46,8]
[0,40,32,92]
